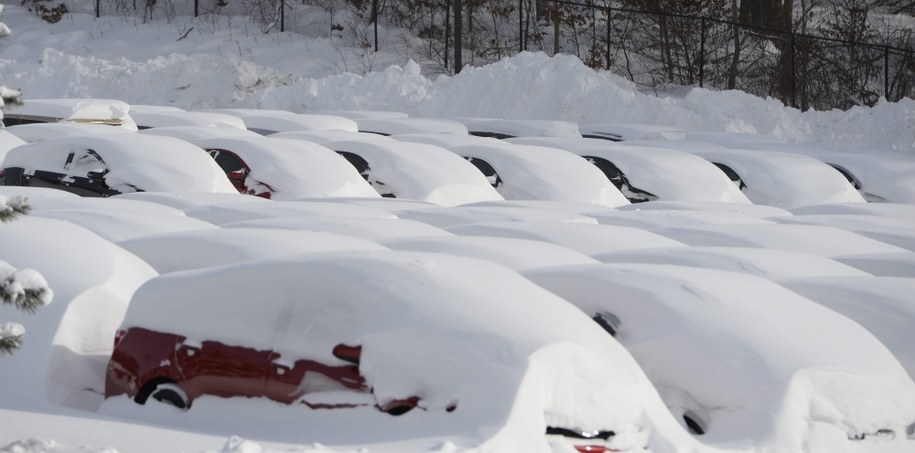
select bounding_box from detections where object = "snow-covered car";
[595,246,872,280]
[356,117,469,135]
[446,221,686,256]
[3,122,135,144]
[688,136,915,204]
[104,251,684,452]
[2,98,138,131]
[506,137,750,204]
[523,263,915,450]
[761,146,915,203]
[381,235,599,271]
[396,204,600,228]
[138,125,263,141]
[202,109,358,135]
[654,223,907,258]
[187,136,381,200]
[180,199,398,225]
[273,136,504,206]
[773,213,915,252]
[625,140,865,208]
[456,118,582,139]
[579,123,685,142]
[131,109,247,130]
[221,215,454,242]
[394,134,630,207]
[1,134,237,196]
[118,228,389,274]
[778,275,915,379]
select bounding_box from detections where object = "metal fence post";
[454,0,463,73]
[790,33,797,108]
[519,0,524,52]
[280,0,285,32]
[445,0,451,70]
[96,0,100,18]
[372,0,379,52]
[699,17,706,88]
[194,0,199,17]
[884,46,890,101]
[605,6,612,70]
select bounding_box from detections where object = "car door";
[174,338,274,401]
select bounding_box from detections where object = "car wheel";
[150,382,189,410]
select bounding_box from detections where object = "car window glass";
[828,164,862,190]
[465,157,502,188]
[713,162,747,191]
[208,149,247,174]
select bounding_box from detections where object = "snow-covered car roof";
[790,201,915,218]
[270,129,397,144]
[4,98,138,131]
[119,228,389,273]
[2,134,238,194]
[579,123,685,141]
[4,122,135,143]
[684,130,786,147]
[835,252,915,278]
[394,136,630,207]
[507,137,750,204]
[655,223,908,258]
[111,191,267,210]
[308,139,504,206]
[775,148,915,204]
[779,275,915,379]
[356,117,469,135]
[316,110,409,119]
[203,109,358,134]
[221,216,453,241]
[588,209,775,229]
[616,200,792,218]
[446,221,686,256]
[774,214,915,252]
[523,263,915,448]
[117,251,672,451]
[381,235,599,271]
[595,246,871,280]
[0,129,26,162]
[627,141,865,208]
[132,110,247,130]
[193,136,381,199]
[32,207,216,242]
[455,118,582,138]
[138,125,263,141]
[396,205,599,228]
[182,199,398,225]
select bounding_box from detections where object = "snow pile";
[0,6,911,151]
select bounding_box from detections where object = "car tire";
[150,383,189,410]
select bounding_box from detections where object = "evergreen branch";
[0,197,30,222]
[0,335,23,355]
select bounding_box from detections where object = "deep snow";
[1,3,915,453]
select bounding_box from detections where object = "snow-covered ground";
[1,3,915,453]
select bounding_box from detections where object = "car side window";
[583,155,657,203]
[207,149,247,175]
[64,149,108,175]
[337,151,371,180]
[828,164,862,190]
[712,162,747,191]
[464,156,503,188]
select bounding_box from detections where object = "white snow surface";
[1,3,915,453]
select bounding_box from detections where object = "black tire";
[150,383,189,410]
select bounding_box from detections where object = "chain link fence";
[54,0,915,110]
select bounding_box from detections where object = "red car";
[105,327,418,414]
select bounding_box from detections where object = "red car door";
[175,339,274,401]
